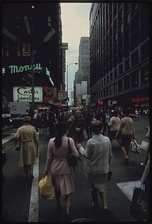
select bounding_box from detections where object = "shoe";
[103,207,109,215]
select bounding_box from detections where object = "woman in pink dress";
[44,122,79,221]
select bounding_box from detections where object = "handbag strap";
[68,138,70,153]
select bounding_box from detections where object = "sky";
[61,3,91,102]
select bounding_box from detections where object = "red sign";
[132,97,149,103]
[43,86,57,102]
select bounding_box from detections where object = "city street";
[2,118,150,222]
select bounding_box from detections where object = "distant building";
[74,37,90,106]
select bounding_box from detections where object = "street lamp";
[2,27,55,113]
[66,62,78,106]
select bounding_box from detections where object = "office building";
[89,3,149,109]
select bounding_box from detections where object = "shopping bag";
[15,140,20,151]
[140,141,149,152]
[130,139,141,153]
[38,175,55,200]
[130,187,148,221]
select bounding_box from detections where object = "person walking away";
[48,108,57,137]
[108,111,121,142]
[83,106,94,139]
[67,110,85,159]
[14,116,39,181]
[102,108,111,135]
[43,122,79,221]
[82,120,113,211]
[140,134,150,221]
[115,108,135,164]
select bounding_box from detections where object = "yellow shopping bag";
[38,175,55,200]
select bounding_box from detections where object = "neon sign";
[9,63,42,74]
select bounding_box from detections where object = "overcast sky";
[61,3,91,101]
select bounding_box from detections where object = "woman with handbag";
[44,122,79,222]
[115,108,135,165]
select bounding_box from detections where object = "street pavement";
[2,118,150,222]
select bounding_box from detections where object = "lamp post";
[2,27,55,113]
[66,62,78,106]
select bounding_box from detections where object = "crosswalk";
[117,180,141,201]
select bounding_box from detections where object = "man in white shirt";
[82,119,113,211]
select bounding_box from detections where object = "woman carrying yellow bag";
[38,174,55,200]
[43,122,79,222]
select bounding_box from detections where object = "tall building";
[2,2,63,109]
[79,37,90,94]
[74,37,90,106]
[89,3,149,109]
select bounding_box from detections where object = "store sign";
[43,86,57,101]
[13,86,43,102]
[9,63,42,74]
[132,97,149,103]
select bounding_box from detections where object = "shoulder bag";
[67,138,78,171]
[130,184,149,221]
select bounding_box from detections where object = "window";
[141,66,149,84]
[131,50,138,67]
[140,41,149,61]
[118,79,123,92]
[22,43,31,57]
[124,75,130,90]
[131,70,139,88]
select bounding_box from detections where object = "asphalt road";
[2,118,150,222]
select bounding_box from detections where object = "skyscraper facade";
[89,3,149,109]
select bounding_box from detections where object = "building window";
[140,41,149,61]
[124,75,130,90]
[5,43,9,57]
[118,79,123,92]
[131,70,139,88]
[48,16,51,27]
[141,66,149,84]
[22,43,31,56]
[131,50,138,67]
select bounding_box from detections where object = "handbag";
[67,138,78,170]
[140,140,149,152]
[130,139,141,153]
[38,174,55,200]
[107,171,112,181]
[130,186,148,221]
[15,140,20,151]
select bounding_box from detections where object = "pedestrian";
[141,126,150,166]
[82,119,113,211]
[67,110,85,145]
[102,108,112,135]
[83,106,94,139]
[14,116,39,181]
[108,110,121,142]
[67,109,85,160]
[48,108,57,137]
[140,144,150,221]
[115,108,135,164]
[43,122,79,221]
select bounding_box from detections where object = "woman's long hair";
[54,122,68,148]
